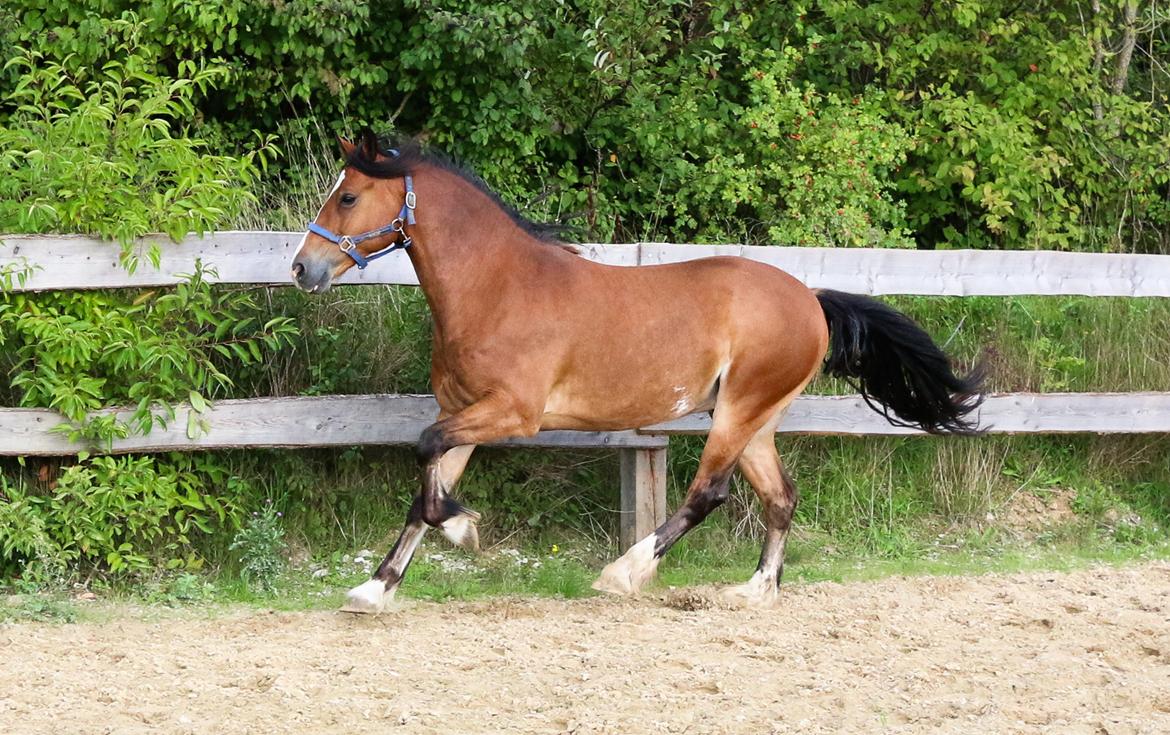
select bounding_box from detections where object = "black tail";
[816,290,985,435]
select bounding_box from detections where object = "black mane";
[346,130,566,243]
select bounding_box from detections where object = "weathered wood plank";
[0,233,639,291]
[4,392,1169,457]
[0,232,420,290]
[0,395,666,456]
[618,447,668,549]
[643,392,1170,436]
[637,244,1170,297]
[4,232,1170,296]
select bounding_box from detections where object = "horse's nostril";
[291,262,305,280]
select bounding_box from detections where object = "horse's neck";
[406,168,549,335]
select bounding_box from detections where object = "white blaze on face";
[293,170,347,259]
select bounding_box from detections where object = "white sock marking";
[722,569,780,607]
[397,523,426,567]
[440,513,479,550]
[344,577,390,613]
[593,533,660,595]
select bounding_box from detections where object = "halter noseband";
[305,174,416,270]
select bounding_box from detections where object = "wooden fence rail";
[5,391,1170,547]
[4,232,1170,549]
[6,393,1170,459]
[5,232,1170,296]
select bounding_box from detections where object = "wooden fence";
[7,232,1170,296]
[3,232,1169,549]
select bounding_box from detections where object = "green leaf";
[188,390,208,413]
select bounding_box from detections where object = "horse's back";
[642,255,829,383]
[587,255,826,356]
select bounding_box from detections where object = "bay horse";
[291,132,982,613]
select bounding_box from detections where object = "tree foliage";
[7,0,1165,251]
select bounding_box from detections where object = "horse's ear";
[338,136,356,157]
[359,128,380,159]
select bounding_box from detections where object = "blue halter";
[306,175,416,270]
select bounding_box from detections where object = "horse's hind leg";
[593,404,761,595]
[720,427,797,607]
[342,444,476,613]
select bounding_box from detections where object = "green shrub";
[0,17,275,243]
[0,457,230,580]
[229,500,287,591]
[0,18,290,581]
[0,20,295,433]
[11,1,1166,251]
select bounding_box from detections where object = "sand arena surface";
[1,562,1168,734]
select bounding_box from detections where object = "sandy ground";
[1,562,1168,735]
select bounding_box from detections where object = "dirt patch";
[2,562,1169,734]
[1000,487,1078,535]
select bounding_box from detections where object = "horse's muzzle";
[291,257,333,294]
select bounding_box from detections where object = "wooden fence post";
[618,446,668,551]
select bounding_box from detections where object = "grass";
[0,592,79,623]
[8,421,1167,623]
[6,514,1167,624]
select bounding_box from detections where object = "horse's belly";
[540,373,719,431]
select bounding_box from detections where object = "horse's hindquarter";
[539,256,828,431]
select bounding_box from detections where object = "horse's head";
[291,133,417,293]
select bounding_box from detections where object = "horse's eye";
[340,192,357,207]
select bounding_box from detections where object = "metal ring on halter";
[338,235,356,253]
[404,191,417,211]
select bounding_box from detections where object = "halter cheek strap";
[305,175,417,270]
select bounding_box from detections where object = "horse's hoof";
[592,535,659,596]
[719,572,781,609]
[592,559,636,596]
[339,578,391,614]
[440,511,480,552]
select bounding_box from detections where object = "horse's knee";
[417,424,447,465]
[419,494,452,527]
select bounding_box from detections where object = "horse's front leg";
[415,393,541,546]
[342,444,475,614]
[341,394,539,614]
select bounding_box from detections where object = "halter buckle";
[404,191,417,210]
